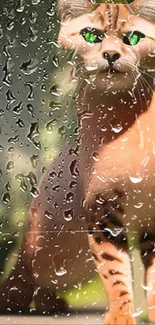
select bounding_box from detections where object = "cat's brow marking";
[106,4,113,30]
[113,5,119,29]
[89,11,104,26]
[98,12,104,27]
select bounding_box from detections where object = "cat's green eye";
[123,31,145,46]
[80,28,103,44]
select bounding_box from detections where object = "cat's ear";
[58,0,95,21]
[130,0,155,22]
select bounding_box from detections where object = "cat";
[0,0,155,324]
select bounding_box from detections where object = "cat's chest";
[87,108,155,233]
[107,115,155,233]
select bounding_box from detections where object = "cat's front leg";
[87,231,135,324]
[86,190,136,325]
[140,232,155,323]
[88,231,135,324]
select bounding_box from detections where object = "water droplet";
[12,102,24,115]
[29,26,38,42]
[69,181,77,189]
[49,101,61,112]
[85,63,98,72]
[50,84,63,97]
[54,267,67,277]
[3,192,11,204]
[58,126,66,138]
[3,59,14,86]
[92,152,99,162]
[6,90,15,104]
[8,135,19,144]
[25,82,34,100]
[6,160,14,172]
[16,0,25,12]
[30,154,39,168]
[46,119,57,134]
[141,282,153,291]
[0,109,4,118]
[27,103,35,117]
[30,187,40,198]
[132,308,144,317]
[20,180,27,192]
[0,24,3,38]
[129,173,143,184]
[69,159,79,178]
[52,185,60,192]
[20,58,39,75]
[27,122,40,149]
[134,202,144,209]
[58,171,63,179]
[44,210,53,220]
[32,0,40,4]
[16,118,25,128]
[27,171,37,186]
[17,220,24,227]
[104,227,123,237]
[47,7,55,17]
[53,254,67,277]
[7,21,14,31]
[108,106,114,111]
[63,208,74,221]
[31,208,38,218]
[101,125,107,132]
[33,272,39,279]
[29,11,38,24]
[65,192,74,203]
[49,171,57,179]
[110,118,123,134]
[3,7,15,19]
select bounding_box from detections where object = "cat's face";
[58,1,155,92]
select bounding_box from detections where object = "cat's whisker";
[133,73,144,109]
[121,61,154,108]
[140,75,154,99]
[138,67,154,81]
[132,68,150,109]
[140,75,154,94]
[129,68,144,109]
[136,67,155,95]
[137,76,149,109]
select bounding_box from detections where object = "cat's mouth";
[97,67,127,80]
[100,67,124,74]
[108,68,120,74]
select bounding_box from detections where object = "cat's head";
[58,0,155,92]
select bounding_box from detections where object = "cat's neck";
[77,80,154,146]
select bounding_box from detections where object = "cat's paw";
[104,312,136,325]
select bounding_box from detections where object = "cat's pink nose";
[103,52,120,67]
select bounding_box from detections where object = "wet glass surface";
[0,0,154,324]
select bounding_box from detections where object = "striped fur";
[57,0,95,20]
[132,0,155,22]
[58,0,155,23]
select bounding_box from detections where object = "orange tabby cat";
[0,1,155,324]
